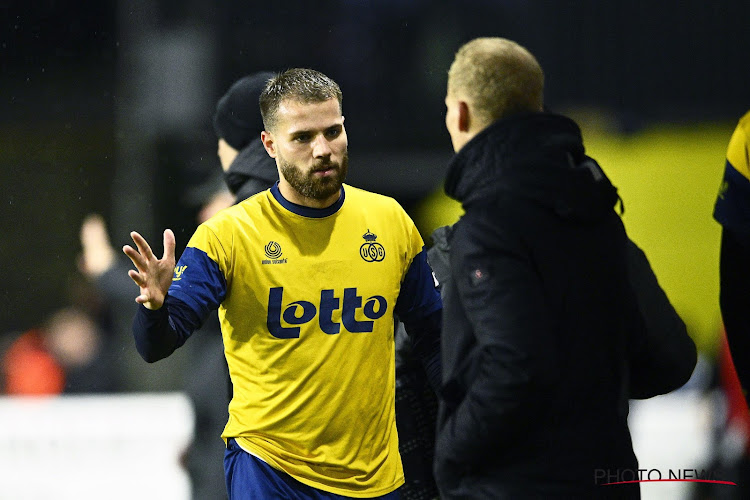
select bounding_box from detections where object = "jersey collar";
[270,181,345,218]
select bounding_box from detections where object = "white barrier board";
[0,393,195,500]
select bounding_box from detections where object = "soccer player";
[123,68,442,499]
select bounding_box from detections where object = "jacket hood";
[444,113,620,221]
[225,138,279,202]
[430,224,453,253]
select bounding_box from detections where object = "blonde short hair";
[448,37,544,127]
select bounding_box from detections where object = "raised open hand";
[122,229,176,310]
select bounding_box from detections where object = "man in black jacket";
[434,37,697,499]
[214,71,280,202]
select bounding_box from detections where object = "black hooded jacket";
[434,113,695,499]
[224,138,278,203]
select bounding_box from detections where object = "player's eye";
[325,127,342,139]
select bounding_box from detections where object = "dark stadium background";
[2,0,749,335]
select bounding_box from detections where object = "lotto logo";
[266,287,387,339]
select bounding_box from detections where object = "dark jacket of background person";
[213,71,279,204]
[394,225,451,500]
[434,112,696,499]
[224,139,278,203]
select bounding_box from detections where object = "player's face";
[262,98,348,207]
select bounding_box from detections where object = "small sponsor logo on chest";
[263,241,287,265]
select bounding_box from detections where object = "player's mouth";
[312,165,338,177]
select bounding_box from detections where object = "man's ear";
[261,131,277,158]
[457,101,471,133]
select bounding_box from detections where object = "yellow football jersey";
[169,183,440,497]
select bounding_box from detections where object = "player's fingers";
[130,231,155,261]
[123,245,148,271]
[163,229,176,261]
[127,269,146,287]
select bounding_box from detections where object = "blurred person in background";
[713,109,750,407]
[2,325,65,395]
[79,213,191,392]
[80,187,233,500]
[43,307,116,393]
[123,68,442,499]
[2,306,116,394]
[214,71,280,203]
[434,37,696,499]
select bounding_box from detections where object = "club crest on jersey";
[263,241,287,265]
[360,229,385,262]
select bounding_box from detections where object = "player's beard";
[279,151,349,201]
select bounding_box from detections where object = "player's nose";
[312,134,332,158]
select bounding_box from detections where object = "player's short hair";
[260,68,343,132]
[448,37,544,127]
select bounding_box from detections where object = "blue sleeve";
[132,246,227,363]
[395,248,443,390]
[395,248,442,320]
[132,295,203,362]
[168,247,227,320]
